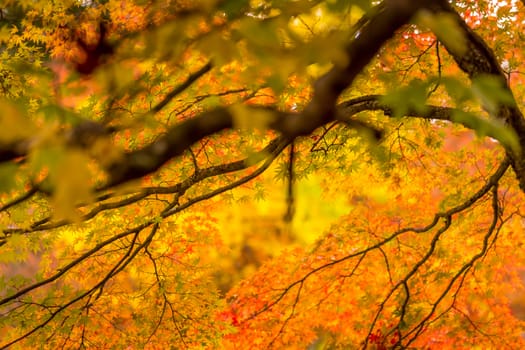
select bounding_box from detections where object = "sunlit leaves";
[2,0,525,349]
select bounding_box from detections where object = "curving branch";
[0,0,523,193]
[103,0,435,187]
[150,61,213,114]
[241,156,510,348]
[1,136,286,237]
[338,95,452,121]
[0,0,434,192]
[2,0,523,347]
[0,138,288,349]
[428,1,525,190]
[337,94,515,145]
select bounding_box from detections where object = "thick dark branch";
[105,0,431,187]
[429,1,525,190]
[4,137,285,235]
[338,94,453,120]
[271,0,433,136]
[0,186,38,213]
[104,107,287,187]
[0,141,27,162]
[0,0,437,190]
[337,94,510,143]
[0,140,287,327]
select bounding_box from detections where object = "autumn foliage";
[2,0,525,349]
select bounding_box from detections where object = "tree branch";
[0,0,458,192]
[428,1,525,190]
[337,94,511,144]
[104,0,431,187]
[150,61,213,114]
[2,137,285,235]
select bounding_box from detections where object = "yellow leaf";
[0,99,35,142]
[52,150,93,222]
[230,104,276,130]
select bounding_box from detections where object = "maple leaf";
[1,0,525,349]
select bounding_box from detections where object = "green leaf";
[266,73,286,94]
[472,74,516,115]
[237,17,280,48]
[230,105,276,130]
[0,162,18,192]
[0,249,19,264]
[441,76,472,104]
[50,150,94,222]
[197,32,239,66]
[37,104,81,123]
[0,98,35,142]
[452,110,520,153]
[380,79,430,118]
[29,145,62,175]
[416,11,467,55]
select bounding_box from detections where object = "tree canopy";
[2,0,525,348]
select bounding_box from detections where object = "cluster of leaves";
[1,0,525,349]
